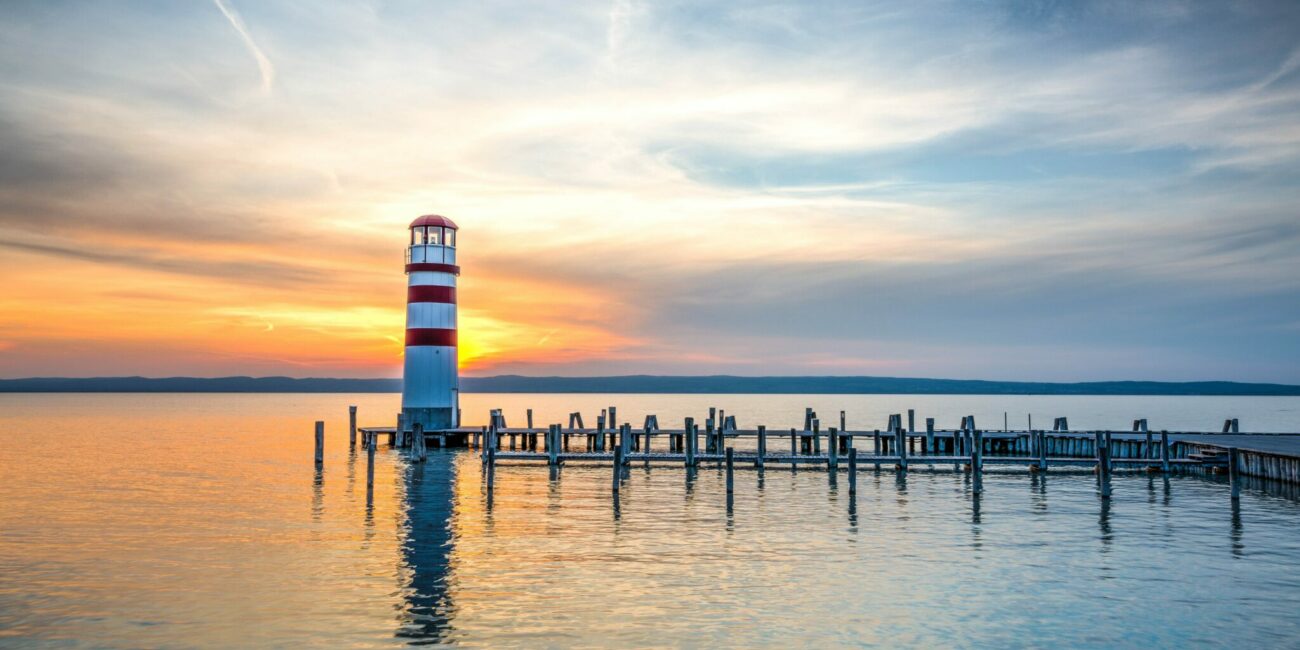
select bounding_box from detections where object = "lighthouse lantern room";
[402,214,459,431]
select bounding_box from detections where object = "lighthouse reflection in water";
[395,452,456,642]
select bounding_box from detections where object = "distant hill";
[1,375,1299,395]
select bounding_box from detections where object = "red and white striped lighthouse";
[402,214,459,431]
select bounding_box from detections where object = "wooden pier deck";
[343,408,1300,493]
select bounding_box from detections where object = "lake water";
[3,393,1300,648]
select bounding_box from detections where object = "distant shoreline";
[2,375,1298,396]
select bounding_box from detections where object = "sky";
[1,0,1299,382]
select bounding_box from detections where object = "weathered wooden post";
[848,448,858,495]
[972,430,983,494]
[896,425,908,472]
[1094,431,1104,486]
[366,433,376,488]
[926,418,935,455]
[486,442,496,491]
[349,405,357,448]
[1037,431,1048,471]
[812,418,821,454]
[828,427,839,469]
[1228,447,1241,500]
[621,423,632,465]
[685,422,697,467]
[612,444,623,493]
[526,408,534,431]
[1160,431,1170,473]
[315,421,325,465]
[725,447,735,495]
[548,424,559,466]
[413,422,426,462]
[790,427,798,456]
[682,416,694,455]
[395,412,406,448]
[907,409,915,436]
[1098,434,1112,498]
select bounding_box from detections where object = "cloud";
[1,0,1299,380]
[211,0,275,95]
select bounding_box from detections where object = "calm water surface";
[3,393,1300,648]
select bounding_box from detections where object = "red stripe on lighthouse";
[407,285,456,304]
[405,328,458,346]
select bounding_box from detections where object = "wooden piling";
[526,408,533,430]
[925,418,935,455]
[1098,434,1112,498]
[790,427,798,456]
[1161,431,1170,472]
[1229,447,1241,500]
[315,421,324,465]
[685,422,697,467]
[613,445,623,493]
[486,444,496,491]
[812,419,821,454]
[828,427,839,469]
[1037,430,1048,471]
[413,422,426,462]
[348,406,357,448]
[972,430,983,494]
[908,409,915,435]
[757,425,767,468]
[548,424,559,466]
[366,433,375,488]
[725,447,734,494]
[848,448,858,495]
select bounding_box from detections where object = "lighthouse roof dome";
[409,214,458,230]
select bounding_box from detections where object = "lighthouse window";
[410,228,421,246]
[446,229,456,247]
[428,228,442,246]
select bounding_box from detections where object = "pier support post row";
[315,421,324,465]
[349,406,357,448]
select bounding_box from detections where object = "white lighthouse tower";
[402,214,459,431]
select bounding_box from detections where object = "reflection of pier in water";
[395,452,457,643]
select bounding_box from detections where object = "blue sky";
[0,0,1298,381]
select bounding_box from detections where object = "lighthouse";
[402,214,459,431]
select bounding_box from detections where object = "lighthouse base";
[403,407,456,432]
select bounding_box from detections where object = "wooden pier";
[346,407,1300,494]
